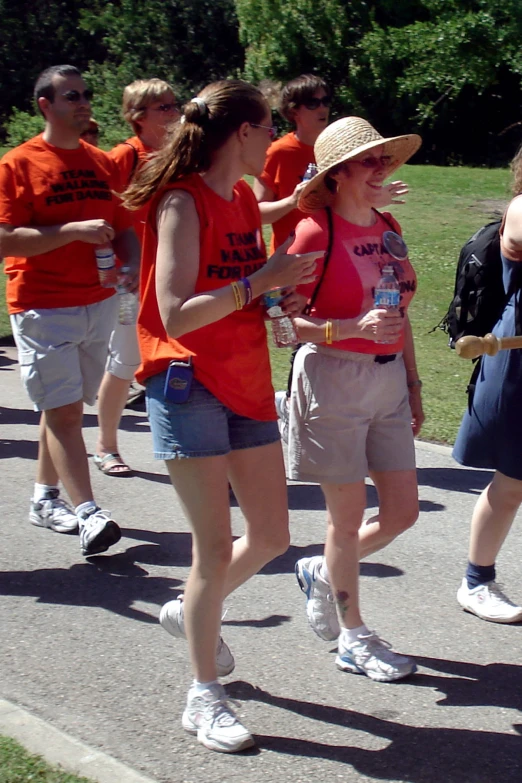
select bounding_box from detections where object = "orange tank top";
[137,174,276,421]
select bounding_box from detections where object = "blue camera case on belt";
[164,359,193,403]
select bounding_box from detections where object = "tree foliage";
[236,0,522,164]
[1,0,522,162]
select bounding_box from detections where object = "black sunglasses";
[62,89,94,103]
[302,96,332,110]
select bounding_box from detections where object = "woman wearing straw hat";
[288,116,424,682]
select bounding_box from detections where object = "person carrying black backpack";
[453,145,522,623]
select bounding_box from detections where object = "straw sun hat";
[298,116,422,213]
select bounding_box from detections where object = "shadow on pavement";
[227,679,522,782]
[0,558,182,623]
[417,466,493,494]
[121,530,404,580]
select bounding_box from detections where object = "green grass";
[0,158,512,443]
[0,735,94,783]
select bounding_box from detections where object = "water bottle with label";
[264,289,298,348]
[116,267,138,325]
[374,265,400,344]
[95,243,117,287]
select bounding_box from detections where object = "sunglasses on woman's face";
[302,96,332,110]
[250,123,278,141]
[62,89,94,102]
[354,154,393,169]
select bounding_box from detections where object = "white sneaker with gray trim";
[182,682,255,753]
[78,508,121,556]
[275,390,289,443]
[295,555,340,641]
[457,578,522,623]
[29,489,78,533]
[159,596,235,677]
[336,630,417,682]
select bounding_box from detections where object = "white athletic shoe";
[275,390,289,443]
[457,578,522,623]
[78,508,121,556]
[336,630,417,682]
[295,555,340,641]
[182,682,255,753]
[159,596,235,677]
[29,489,78,533]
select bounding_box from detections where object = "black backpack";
[436,219,505,348]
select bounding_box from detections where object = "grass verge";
[0,735,94,783]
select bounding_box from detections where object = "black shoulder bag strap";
[285,206,334,396]
[122,142,140,186]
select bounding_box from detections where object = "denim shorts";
[146,372,280,459]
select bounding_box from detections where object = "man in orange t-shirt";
[93,79,180,477]
[0,65,140,557]
[254,74,331,253]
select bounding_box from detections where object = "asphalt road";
[1,342,521,783]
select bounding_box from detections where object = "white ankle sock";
[342,624,369,643]
[33,483,58,502]
[75,501,97,519]
[192,680,218,693]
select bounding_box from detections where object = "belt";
[374,354,397,364]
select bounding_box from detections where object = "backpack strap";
[122,142,140,186]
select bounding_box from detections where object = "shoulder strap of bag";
[304,206,334,315]
[122,142,140,186]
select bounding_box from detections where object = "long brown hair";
[123,79,267,210]
[511,144,522,196]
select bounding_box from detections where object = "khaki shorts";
[10,297,118,411]
[287,344,416,484]
[106,319,140,381]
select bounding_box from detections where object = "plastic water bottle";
[95,243,117,287]
[374,265,400,344]
[264,289,298,348]
[303,163,318,182]
[116,267,138,325]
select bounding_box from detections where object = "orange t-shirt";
[292,209,417,355]
[259,131,314,253]
[0,135,132,314]
[137,173,276,421]
[109,136,152,244]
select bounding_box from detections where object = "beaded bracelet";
[407,379,423,389]
[230,281,243,311]
[325,319,333,345]
[240,277,252,306]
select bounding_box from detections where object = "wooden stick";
[455,333,522,359]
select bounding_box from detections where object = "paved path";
[1,343,521,783]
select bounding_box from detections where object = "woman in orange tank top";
[124,80,322,753]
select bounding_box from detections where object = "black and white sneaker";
[29,489,78,533]
[78,508,121,556]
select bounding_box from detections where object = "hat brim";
[298,133,422,213]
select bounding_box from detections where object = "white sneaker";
[295,555,340,641]
[78,508,121,556]
[457,578,522,623]
[29,489,78,533]
[275,390,289,443]
[336,630,417,682]
[159,596,235,677]
[182,682,255,753]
